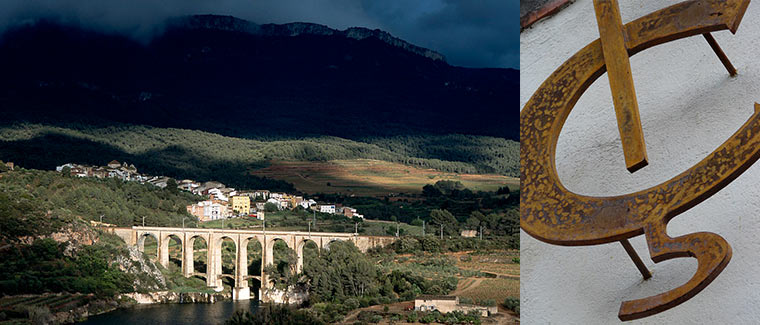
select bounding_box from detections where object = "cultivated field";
[455,250,520,277]
[250,159,518,196]
[345,250,520,324]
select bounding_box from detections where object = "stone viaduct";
[112,226,395,301]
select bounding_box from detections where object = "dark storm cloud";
[0,0,518,69]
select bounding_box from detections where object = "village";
[55,160,364,222]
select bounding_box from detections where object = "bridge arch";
[186,235,209,277]
[137,232,159,261]
[264,237,297,292]
[241,236,263,299]
[214,235,238,290]
[324,238,345,250]
[160,233,183,269]
[296,238,320,273]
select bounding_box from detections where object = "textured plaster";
[520,0,760,323]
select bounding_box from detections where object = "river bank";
[0,291,230,324]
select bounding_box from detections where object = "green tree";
[166,178,179,194]
[429,209,459,236]
[422,184,442,197]
[465,216,480,230]
[264,202,280,212]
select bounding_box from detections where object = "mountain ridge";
[168,14,447,62]
[0,17,519,140]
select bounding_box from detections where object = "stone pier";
[112,226,395,302]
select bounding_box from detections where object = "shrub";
[503,297,520,315]
[344,298,360,311]
[357,311,377,322]
[26,306,53,325]
[407,311,419,323]
[420,312,437,323]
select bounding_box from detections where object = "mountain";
[172,15,446,62]
[0,15,519,140]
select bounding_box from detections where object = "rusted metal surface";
[594,0,648,173]
[521,0,575,30]
[620,239,652,280]
[520,0,753,321]
[703,33,739,76]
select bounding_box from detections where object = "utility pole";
[422,220,425,236]
[142,216,145,227]
[183,217,187,229]
[99,215,103,224]
[440,224,443,240]
[396,222,399,238]
[355,222,359,234]
[308,220,312,236]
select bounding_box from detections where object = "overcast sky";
[0,0,519,69]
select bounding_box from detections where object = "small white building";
[203,202,228,220]
[319,204,336,214]
[414,295,496,317]
[55,163,75,172]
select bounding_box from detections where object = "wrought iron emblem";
[520,0,754,320]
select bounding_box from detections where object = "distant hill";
[0,124,518,190]
[0,16,519,189]
[0,15,518,140]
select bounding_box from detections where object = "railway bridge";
[111,226,395,301]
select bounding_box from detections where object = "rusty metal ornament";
[520,0,754,321]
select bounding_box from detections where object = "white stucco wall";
[520,1,760,323]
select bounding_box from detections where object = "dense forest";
[0,124,519,190]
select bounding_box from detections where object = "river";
[78,300,260,325]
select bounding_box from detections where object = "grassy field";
[455,250,520,277]
[379,250,520,302]
[458,277,520,305]
[251,159,518,196]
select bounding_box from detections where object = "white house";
[319,204,336,214]
[208,188,229,202]
[203,202,228,220]
[55,163,75,172]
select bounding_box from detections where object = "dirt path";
[459,268,521,279]
[341,301,412,324]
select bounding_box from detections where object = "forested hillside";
[0,17,518,141]
[0,124,518,189]
[0,168,199,235]
[0,17,519,188]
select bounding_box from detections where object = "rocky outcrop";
[114,245,167,291]
[120,291,227,304]
[264,287,309,305]
[169,15,446,62]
